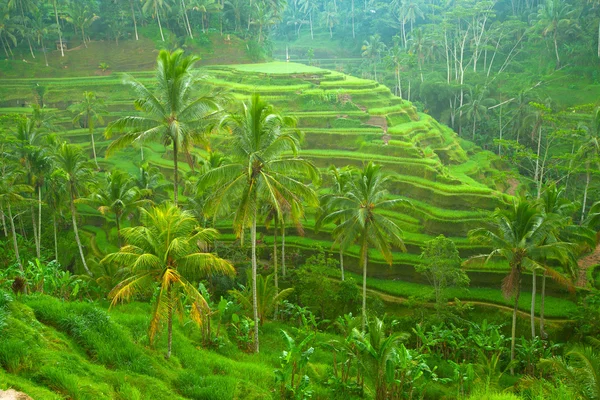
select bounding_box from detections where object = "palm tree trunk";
[251,212,260,353]
[510,272,521,375]
[361,239,368,332]
[351,0,355,38]
[90,129,99,170]
[173,139,179,206]
[273,218,278,319]
[530,268,536,339]
[53,0,65,57]
[581,168,590,223]
[7,204,22,272]
[116,214,122,248]
[38,186,42,257]
[281,222,286,278]
[53,214,58,262]
[539,270,546,338]
[339,249,344,281]
[81,26,87,48]
[553,31,560,69]
[167,285,173,359]
[1,206,7,237]
[181,0,193,38]
[31,206,40,258]
[156,6,165,42]
[70,196,92,276]
[130,0,139,40]
[41,38,49,67]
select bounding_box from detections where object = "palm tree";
[576,107,600,223]
[105,50,222,206]
[540,345,600,399]
[102,203,235,359]
[53,142,94,276]
[46,173,68,263]
[47,0,65,56]
[198,93,319,353]
[69,91,106,170]
[536,0,574,69]
[459,87,496,140]
[91,170,147,247]
[361,34,386,81]
[141,0,170,41]
[317,165,355,281]
[468,198,573,372]
[0,168,32,272]
[64,2,99,48]
[322,162,406,331]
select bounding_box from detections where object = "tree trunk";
[309,12,314,40]
[339,249,344,281]
[81,26,87,48]
[553,31,560,69]
[41,38,49,67]
[581,167,590,223]
[539,270,546,339]
[90,129,99,170]
[156,6,165,42]
[181,0,193,38]
[116,213,122,248]
[53,214,58,262]
[273,218,278,319]
[70,195,92,276]
[351,0,355,38]
[281,222,286,278]
[173,139,179,206]
[53,0,65,57]
[31,205,40,258]
[530,268,536,339]
[510,271,521,375]
[361,239,368,332]
[251,212,260,353]
[1,206,7,237]
[130,0,139,40]
[7,204,23,272]
[167,285,173,359]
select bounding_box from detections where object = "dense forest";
[1,0,600,399]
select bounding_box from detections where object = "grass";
[226,62,327,75]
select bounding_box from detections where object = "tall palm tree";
[322,162,406,331]
[576,107,600,223]
[53,142,94,276]
[536,0,574,69]
[105,50,222,206]
[69,91,106,170]
[102,203,235,359]
[198,93,319,353]
[361,34,386,81]
[0,168,32,272]
[48,0,64,56]
[90,170,147,247]
[64,2,99,48]
[142,0,170,41]
[469,198,572,372]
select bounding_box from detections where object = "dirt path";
[0,390,33,400]
[506,178,519,195]
[577,243,600,287]
[354,103,388,133]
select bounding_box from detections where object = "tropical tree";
[48,0,64,56]
[102,203,235,359]
[0,168,32,272]
[64,1,99,48]
[198,93,319,353]
[468,198,574,372]
[90,170,147,247]
[141,0,170,41]
[576,107,600,223]
[535,0,574,69]
[69,91,106,170]
[53,142,94,276]
[105,50,223,206]
[361,34,386,81]
[540,345,600,399]
[322,162,406,331]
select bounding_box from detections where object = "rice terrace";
[1,1,600,399]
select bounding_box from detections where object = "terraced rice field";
[0,62,541,291]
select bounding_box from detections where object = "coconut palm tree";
[90,170,147,247]
[361,34,386,81]
[322,162,406,331]
[63,2,99,48]
[53,142,94,276]
[69,91,106,170]
[102,203,235,359]
[105,50,223,206]
[576,107,600,223]
[141,0,170,41]
[468,198,574,373]
[0,167,32,272]
[48,0,64,56]
[540,345,600,399]
[197,93,319,353]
